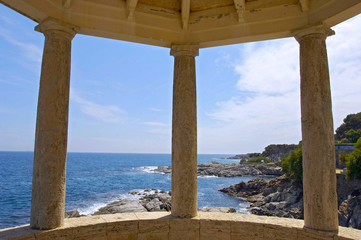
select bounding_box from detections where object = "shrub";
[281,144,303,181]
[340,152,349,163]
[338,138,350,144]
[247,156,271,163]
[345,138,361,180]
[345,129,361,143]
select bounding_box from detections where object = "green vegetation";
[335,112,361,180]
[340,152,349,164]
[247,156,271,163]
[337,129,361,144]
[335,112,361,141]
[344,138,361,181]
[257,112,361,182]
[281,143,303,181]
[345,129,361,143]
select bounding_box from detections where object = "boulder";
[65,210,81,218]
[93,199,147,215]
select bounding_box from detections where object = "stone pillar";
[30,18,77,230]
[170,44,199,218]
[294,25,338,232]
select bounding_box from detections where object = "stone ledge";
[0,212,360,240]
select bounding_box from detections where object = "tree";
[345,129,361,143]
[281,143,303,181]
[345,138,361,181]
[335,112,361,140]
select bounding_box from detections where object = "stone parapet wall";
[1,212,360,240]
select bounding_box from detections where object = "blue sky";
[1,5,361,154]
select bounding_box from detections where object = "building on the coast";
[1,0,361,239]
[335,144,355,169]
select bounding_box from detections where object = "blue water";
[0,151,273,229]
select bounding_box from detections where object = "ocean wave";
[138,166,165,174]
[198,175,218,178]
[78,201,113,215]
[237,202,251,214]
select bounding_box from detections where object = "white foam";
[78,201,114,215]
[237,202,252,214]
[139,166,157,172]
[139,166,166,174]
[77,191,149,215]
[198,175,218,178]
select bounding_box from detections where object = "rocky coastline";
[152,161,283,177]
[66,189,236,218]
[219,174,361,229]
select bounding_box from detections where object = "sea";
[0,151,274,229]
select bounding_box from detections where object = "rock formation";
[219,174,361,229]
[153,162,283,177]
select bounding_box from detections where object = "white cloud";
[235,40,299,94]
[0,27,42,63]
[328,16,361,127]
[70,90,125,123]
[200,15,361,154]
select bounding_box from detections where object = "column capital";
[35,17,78,40]
[293,24,335,43]
[170,44,199,57]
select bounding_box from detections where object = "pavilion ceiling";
[1,0,361,47]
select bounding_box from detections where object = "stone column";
[170,44,199,218]
[294,25,338,232]
[30,18,77,230]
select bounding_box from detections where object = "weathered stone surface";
[106,220,138,235]
[31,17,77,230]
[294,25,338,232]
[200,232,230,240]
[200,219,231,233]
[169,231,199,240]
[169,218,199,232]
[35,228,74,240]
[231,221,263,240]
[0,225,36,240]
[106,233,137,240]
[138,219,169,233]
[297,227,334,240]
[2,213,361,240]
[72,224,106,240]
[138,232,169,240]
[170,44,199,218]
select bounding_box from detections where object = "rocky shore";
[219,174,361,229]
[152,161,283,177]
[92,189,171,215]
[66,189,236,218]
